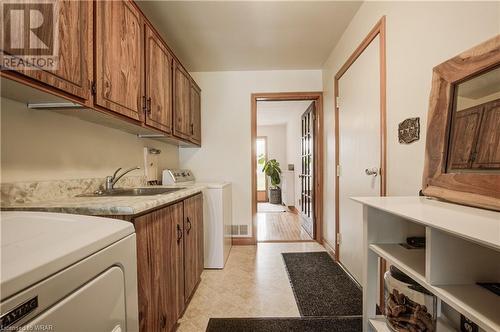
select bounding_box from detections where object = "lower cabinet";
[134,193,203,332]
[183,193,204,300]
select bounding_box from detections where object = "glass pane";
[256,138,267,191]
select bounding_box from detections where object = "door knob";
[365,167,379,177]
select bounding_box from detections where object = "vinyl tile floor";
[177,242,326,332]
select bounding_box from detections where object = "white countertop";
[1,185,206,216]
[352,196,500,251]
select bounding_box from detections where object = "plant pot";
[269,188,282,204]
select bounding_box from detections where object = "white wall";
[179,70,322,236]
[1,97,179,182]
[321,1,500,269]
[257,124,287,169]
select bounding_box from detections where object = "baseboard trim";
[259,239,314,243]
[232,237,256,245]
[322,238,336,259]
[337,260,362,290]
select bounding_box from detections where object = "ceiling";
[257,100,312,126]
[136,1,362,72]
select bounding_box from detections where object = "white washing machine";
[163,169,233,269]
[0,211,139,332]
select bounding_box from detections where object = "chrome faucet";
[105,167,140,190]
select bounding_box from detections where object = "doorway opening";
[251,92,323,243]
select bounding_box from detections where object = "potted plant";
[262,159,282,204]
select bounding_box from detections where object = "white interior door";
[338,36,381,284]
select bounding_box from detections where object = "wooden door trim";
[334,16,386,260]
[250,91,324,245]
[256,136,269,202]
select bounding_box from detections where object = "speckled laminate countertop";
[1,185,206,216]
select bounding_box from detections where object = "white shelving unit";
[353,196,500,332]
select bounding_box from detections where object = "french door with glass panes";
[300,102,315,237]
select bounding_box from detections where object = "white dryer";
[0,211,139,332]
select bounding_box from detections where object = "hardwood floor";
[257,210,312,242]
[177,242,326,331]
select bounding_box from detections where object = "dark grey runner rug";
[205,252,362,331]
[282,251,362,317]
[206,317,362,332]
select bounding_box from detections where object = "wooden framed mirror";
[422,35,500,211]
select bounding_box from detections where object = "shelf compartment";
[369,243,500,332]
[369,243,426,285]
[433,284,500,332]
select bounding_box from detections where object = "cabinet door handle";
[147,97,152,115]
[142,96,147,113]
[190,123,194,134]
[176,224,183,243]
[186,217,192,234]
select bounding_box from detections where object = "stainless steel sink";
[77,187,185,197]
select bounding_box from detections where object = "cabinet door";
[447,106,483,170]
[95,0,144,121]
[190,82,202,145]
[135,203,184,332]
[145,24,173,133]
[173,62,191,139]
[183,193,204,300]
[170,203,186,321]
[195,194,204,278]
[1,0,91,101]
[472,99,500,169]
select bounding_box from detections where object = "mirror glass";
[447,66,500,172]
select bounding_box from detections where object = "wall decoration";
[398,117,420,144]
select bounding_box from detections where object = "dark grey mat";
[206,317,362,332]
[282,252,362,317]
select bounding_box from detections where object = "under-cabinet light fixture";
[27,102,85,110]
[136,134,166,138]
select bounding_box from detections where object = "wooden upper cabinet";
[173,62,192,139]
[183,193,203,301]
[447,106,483,170]
[448,98,500,171]
[473,99,500,169]
[1,0,92,101]
[95,0,144,121]
[190,82,202,145]
[145,24,173,133]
